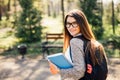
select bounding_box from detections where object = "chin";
[71,34,76,37]
[70,32,77,36]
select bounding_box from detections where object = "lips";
[69,30,76,35]
[68,27,80,36]
[69,29,76,33]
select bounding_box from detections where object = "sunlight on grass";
[41,16,64,33]
[0,35,18,49]
[0,28,18,49]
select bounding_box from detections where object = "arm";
[60,38,86,80]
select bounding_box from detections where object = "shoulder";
[70,37,84,47]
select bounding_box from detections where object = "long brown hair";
[63,9,106,65]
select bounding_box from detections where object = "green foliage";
[18,0,33,10]
[16,0,42,43]
[102,34,120,58]
[92,25,104,39]
[106,34,120,49]
[79,0,104,39]
[0,18,14,28]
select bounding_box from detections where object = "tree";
[0,0,4,20]
[61,0,65,24]
[79,0,104,39]
[7,0,11,11]
[112,0,115,34]
[6,0,11,20]
[15,0,42,43]
[0,5,2,20]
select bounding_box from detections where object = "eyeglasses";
[66,21,78,28]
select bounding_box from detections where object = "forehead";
[66,16,76,22]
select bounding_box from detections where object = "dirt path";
[107,58,120,80]
[0,56,119,80]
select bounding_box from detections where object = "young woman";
[49,9,107,80]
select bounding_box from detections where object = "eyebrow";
[66,21,77,23]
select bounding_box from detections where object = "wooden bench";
[41,33,63,58]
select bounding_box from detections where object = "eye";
[66,22,71,24]
[66,21,78,28]
[72,22,77,25]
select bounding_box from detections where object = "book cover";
[47,53,73,69]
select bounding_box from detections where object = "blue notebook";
[47,53,73,69]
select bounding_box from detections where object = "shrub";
[15,0,42,43]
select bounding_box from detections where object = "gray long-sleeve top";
[60,37,86,80]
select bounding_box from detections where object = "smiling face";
[66,16,81,37]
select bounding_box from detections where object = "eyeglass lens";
[66,21,78,28]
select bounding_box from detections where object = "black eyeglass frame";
[66,21,78,28]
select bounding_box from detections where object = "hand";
[49,61,60,74]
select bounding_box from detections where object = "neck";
[73,33,82,37]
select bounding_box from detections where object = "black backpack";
[74,35,108,80]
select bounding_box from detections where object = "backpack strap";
[69,46,72,62]
[69,35,89,62]
[84,42,91,64]
[69,35,96,80]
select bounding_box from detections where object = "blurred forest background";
[0,0,120,58]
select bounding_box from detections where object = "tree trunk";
[61,0,64,24]
[0,6,2,20]
[8,0,11,11]
[0,0,3,20]
[112,0,115,34]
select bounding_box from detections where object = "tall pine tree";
[80,0,104,39]
[15,0,42,43]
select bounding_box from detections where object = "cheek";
[76,27,80,33]
[78,28,81,32]
[67,28,81,36]
[67,27,80,33]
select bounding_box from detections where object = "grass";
[41,16,64,34]
[0,28,18,50]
